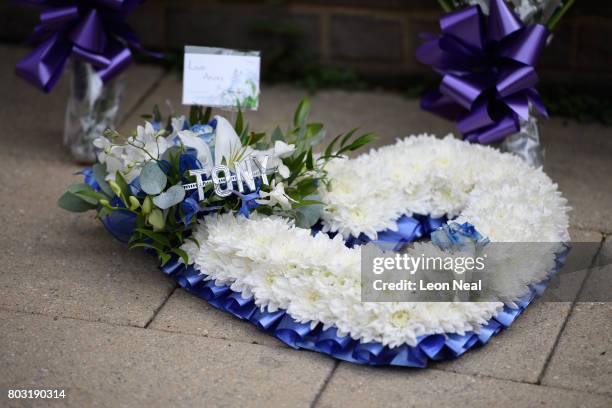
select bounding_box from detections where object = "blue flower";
[431,222,489,252]
[181,191,200,225]
[80,167,100,191]
[179,150,203,176]
[101,196,136,243]
[236,178,262,218]
[190,123,215,144]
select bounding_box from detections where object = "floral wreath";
[60,100,569,367]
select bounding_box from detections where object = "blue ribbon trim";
[159,214,569,367]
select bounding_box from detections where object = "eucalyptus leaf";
[140,162,167,195]
[295,194,323,228]
[67,183,95,194]
[65,183,103,205]
[161,145,182,163]
[58,191,97,213]
[152,184,186,210]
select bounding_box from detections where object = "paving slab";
[542,238,612,396]
[0,154,175,327]
[0,310,334,408]
[149,289,285,348]
[316,363,612,408]
[1,44,164,163]
[542,120,612,233]
[434,228,602,383]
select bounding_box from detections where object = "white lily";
[256,181,297,210]
[213,115,251,169]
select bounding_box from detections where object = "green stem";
[438,0,454,12]
[546,0,575,31]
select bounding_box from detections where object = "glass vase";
[63,61,125,163]
[500,112,544,168]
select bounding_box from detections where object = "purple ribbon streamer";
[417,0,549,144]
[15,0,148,93]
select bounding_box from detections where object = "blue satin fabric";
[159,215,569,367]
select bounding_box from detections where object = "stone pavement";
[0,45,610,407]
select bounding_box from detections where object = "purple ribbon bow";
[15,0,149,93]
[416,0,549,144]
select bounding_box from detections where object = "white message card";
[182,46,261,110]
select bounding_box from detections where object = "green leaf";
[203,107,212,123]
[67,183,107,205]
[235,107,244,135]
[140,162,167,195]
[161,145,183,163]
[93,163,113,197]
[271,126,285,142]
[437,0,453,12]
[74,190,107,205]
[296,178,318,197]
[134,228,171,247]
[148,208,166,231]
[337,132,376,155]
[340,128,359,148]
[305,123,324,139]
[159,251,171,266]
[295,196,323,228]
[171,248,189,264]
[293,97,311,127]
[97,206,114,218]
[189,105,202,125]
[58,191,97,213]
[185,236,201,248]
[153,184,186,210]
[114,171,131,201]
[306,148,314,170]
[546,0,574,30]
[247,132,266,146]
[255,142,269,150]
[153,104,162,123]
[324,133,343,158]
[292,199,324,208]
[129,242,158,251]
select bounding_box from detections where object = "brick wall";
[2,0,611,86]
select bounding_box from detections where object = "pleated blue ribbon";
[159,214,569,367]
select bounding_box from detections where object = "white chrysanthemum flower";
[183,135,570,348]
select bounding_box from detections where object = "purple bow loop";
[15,0,149,93]
[40,6,80,27]
[69,9,108,54]
[488,0,523,41]
[417,0,549,144]
[440,6,485,51]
